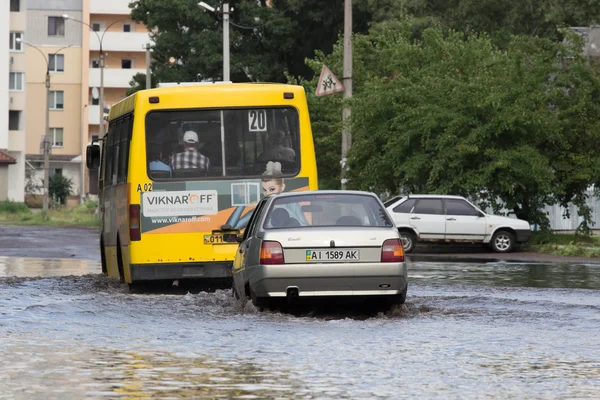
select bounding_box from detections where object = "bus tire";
[100,238,107,275]
[116,237,125,282]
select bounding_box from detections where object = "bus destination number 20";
[137,183,153,193]
[248,110,267,132]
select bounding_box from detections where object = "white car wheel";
[491,231,515,253]
[399,231,416,253]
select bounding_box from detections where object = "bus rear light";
[381,239,404,262]
[130,204,141,241]
[260,241,284,265]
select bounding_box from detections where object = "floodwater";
[1,257,599,399]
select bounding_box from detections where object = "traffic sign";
[315,65,344,97]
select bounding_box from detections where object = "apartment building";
[24,0,85,203]
[1,0,27,202]
[84,0,150,195]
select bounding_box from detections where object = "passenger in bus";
[148,142,172,177]
[259,130,295,163]
[170,130,211,171]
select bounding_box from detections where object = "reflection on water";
[0,342,300,399]
[409,261,600,289]
[0,256,100,278]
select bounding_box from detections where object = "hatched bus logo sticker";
[142,190,218,217]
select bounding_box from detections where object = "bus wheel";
[116,238,125,282]
[100,239,107,275]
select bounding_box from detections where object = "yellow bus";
[86,83,318,287]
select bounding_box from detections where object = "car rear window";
[264,194,393,229]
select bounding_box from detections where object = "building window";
[9,111,21,131]
[123,24,131,32]
[9,72,24,91]
[51,128,64,147]
[10,0,20,12]
[49,54,65,73]
[48,16,65,36]
[121,59,132,69]
[92,23,101,32]
[9,32,23,51]
[49,91,64,110]
[91,60,99,68]
[49,168,63,177]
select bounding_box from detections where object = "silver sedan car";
[232,191,408,310]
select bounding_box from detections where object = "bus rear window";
[145,107,300,180]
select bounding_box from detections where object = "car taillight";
[130,204,141,241]
[381,239,404,262]
[260,241,284,265]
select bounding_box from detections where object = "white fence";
[544,189,600,231]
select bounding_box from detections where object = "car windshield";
[263,193,393,229]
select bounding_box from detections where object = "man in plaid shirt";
[170,130,211,171]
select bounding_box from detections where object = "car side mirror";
[86,144,101,169]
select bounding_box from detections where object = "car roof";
[270,190,379,199]
[398,194,466,200]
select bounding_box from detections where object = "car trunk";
[262,227,393,264]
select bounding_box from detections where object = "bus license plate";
[305,249,360,262]
[204,234,225,245]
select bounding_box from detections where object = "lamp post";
[17,38,72,212]
[198,1,231,81]
[63,15,131,139]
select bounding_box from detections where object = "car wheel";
[399,231,416,253]
[389,286,407,306]
[491,230,515,253]
[250,288,270,311]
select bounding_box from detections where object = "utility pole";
[99,44,105,138]
[341,0,353,189]
[17,39,72,212]
[223,2,230,81]
[43,69,51,212]
[144,43,152,89]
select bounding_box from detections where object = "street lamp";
[16,38,72,213]
[198,1,232,81]
[63,14,131,139]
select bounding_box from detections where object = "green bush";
[49,174,73,205]
[0,200,30,214]
[84,200,98,210]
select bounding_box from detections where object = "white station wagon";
[385,195,532,253]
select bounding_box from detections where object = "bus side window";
[105,127,114,187]
[117,115,131,184]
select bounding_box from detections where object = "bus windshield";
[145,107,300,180]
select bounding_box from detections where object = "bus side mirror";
[86,144,101,169]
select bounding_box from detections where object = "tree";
[304,26,600,228]
[367,0,600,47]
[49,174,73,206]
[129,0,376,84]
[126,72,159,96]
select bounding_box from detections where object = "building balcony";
[8,130,26,153]
[9,12,26,31]
[9,92,25,111]
[90,32,151,52]
[88,105,100,125]
[89,67,145,89]
[90,0,132,15]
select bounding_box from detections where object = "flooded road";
[1,257,599,399]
